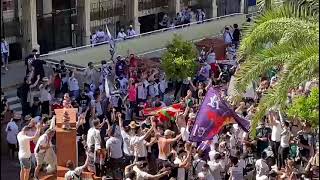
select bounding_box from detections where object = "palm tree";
[232,0,319,136]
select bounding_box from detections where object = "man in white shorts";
[34,129,55,179]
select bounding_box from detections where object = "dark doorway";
[37,0,73,53]
[138,14,156,33]
[217,0,241,17]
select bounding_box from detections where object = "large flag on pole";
[189,87,250,142]
[105,23,115,49]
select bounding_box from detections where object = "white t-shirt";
[208,160,223,180]
[87,127,101,151]
[229,165,244,180]
[271,120,282,142]
[159,80,168,94]
[118,78,128,94]
[137,83,147,100]
[117,32,127,39]
[127,29,136,37]
[130,135,147,158]
[17,132,34,159]
[39,88,51,102]
[68,77,80,91]
[280,129,290,148]
[6,121,19,144]
[64,166,84,180]
[224,31,233,44]
[106,136,123,159]
[255,159,269,178]
[34,134,50,154]
[121,130,133,156]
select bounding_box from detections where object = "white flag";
[105,78,110,98]
[105,23,115,50]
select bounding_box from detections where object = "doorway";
[138,14,156,33]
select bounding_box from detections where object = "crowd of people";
[1,20,319,180]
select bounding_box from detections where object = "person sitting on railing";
[196,9,206,23]
[159,14,169,29]
[183,7,192,24]
[117,28,127,40]
[95,29,107,44]
[175,12,183,26]
[127,25,137,38]
[91,33,97,45]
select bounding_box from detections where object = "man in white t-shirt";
[206,49,216,64]
[208,153,223,180]
[5,117,19,159]
[130,121,154,162]
[277,121,291,170]
[34,129,55,179]
[269,111,282,165]
[105,125,123,177]
[118,113,135,165]
[65,152,89,180]
[17,125,41,180]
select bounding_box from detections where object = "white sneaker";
[5,67,8,70]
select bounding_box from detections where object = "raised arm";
[189,79,197,91]
[205,79,212,91]
[30,75,41,88]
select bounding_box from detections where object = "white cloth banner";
[105,78,110,98]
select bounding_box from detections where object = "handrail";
[39,13,244,58]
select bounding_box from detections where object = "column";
[240,0,248,13]
[78,0,91,45]
[210,0,218,18]
[168,0,181,18]
[127,0,140,34]
[21,0,39,56]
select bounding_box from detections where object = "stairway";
[4,88,22,115]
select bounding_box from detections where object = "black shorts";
[8,143,17,151]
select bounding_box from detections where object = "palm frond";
[250,53,319,136]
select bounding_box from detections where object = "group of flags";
[143,87,250,142]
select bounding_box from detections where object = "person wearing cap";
[34,128,55,179]
[127,25,136,38]
[5,114,20,159]
[129,118,155,162]
[17,124,41,180]
[24,49,38,75]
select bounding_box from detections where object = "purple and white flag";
[189,87,250,142]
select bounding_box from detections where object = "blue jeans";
[2,52,8,66]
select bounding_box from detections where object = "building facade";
[1,0,252,60]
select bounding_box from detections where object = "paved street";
[1,61,26,90]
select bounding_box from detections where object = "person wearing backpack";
[64,151,89,180]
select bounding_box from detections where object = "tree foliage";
[232,0,319,136]
[286,87,319,127]
[161,35,198,81]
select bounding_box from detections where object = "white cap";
[164,130,174,136]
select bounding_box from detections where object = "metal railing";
[40,11,260,70]
[39,12,244,58]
